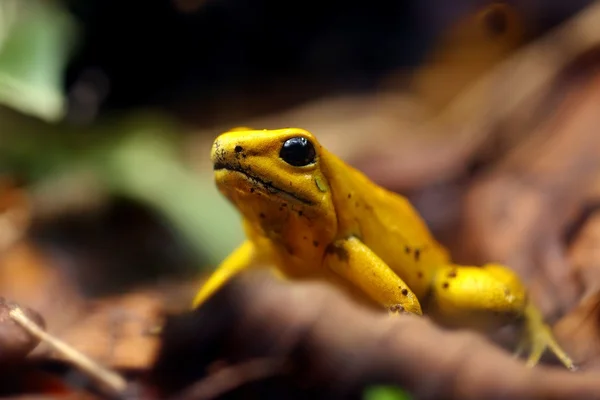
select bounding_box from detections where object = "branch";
[152,272,600,400]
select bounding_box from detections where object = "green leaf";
[92,114,245,267]
[0,109,245,268]
[363,385,414,400]
[0,0,76,121]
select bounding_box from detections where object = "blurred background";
[2,0,600,398]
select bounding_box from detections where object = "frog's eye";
[279,137,316,167]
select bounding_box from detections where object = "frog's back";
[321,149,450,298]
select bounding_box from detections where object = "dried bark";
[152,272,600,400]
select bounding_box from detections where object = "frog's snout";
[211,139,221,165]
[211,137,249,171]
[211,138,232,170]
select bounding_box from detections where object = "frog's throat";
[214,161,314,206]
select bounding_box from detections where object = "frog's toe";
[512,336,528,359]
[542,328,577,371]
[525,339,544,368]
[388,304,408,315]
[518,304,576,370]
[521,322,576,370]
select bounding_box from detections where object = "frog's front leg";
[427,263,575,370]
[192,240,255,309]
[324,236,422,315]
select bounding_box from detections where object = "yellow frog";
[193,127,574,370]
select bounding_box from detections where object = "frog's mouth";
[213,161,314,205]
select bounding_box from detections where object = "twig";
[9,305,128,397]
[169,357,285,400]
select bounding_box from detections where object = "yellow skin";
[193,127,575,370]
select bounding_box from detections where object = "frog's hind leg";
[520,303,576,370]
[426,263,575,370]
[192,240,255,309]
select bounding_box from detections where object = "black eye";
[279,137,316,167]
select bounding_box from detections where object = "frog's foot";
[518,303,577,371]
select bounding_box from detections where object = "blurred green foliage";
[0,0,244,269]
[0,0,74,121]
[363,385,414,400]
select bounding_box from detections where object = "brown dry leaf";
[551,207,600,369]
[0,241,85,351]
[52,279,200,370]
[0,179,89,357]
[0,199,202,372]
[0,222,195,372]
[409,2,525,113]
[0,364,102,399]
[459,67,600,319]
[587,174,600,199]
[570,211,600,300]
[554,293,600,371]
[0,178,32,254]
[52,292,163,370]
[54,293,163,370]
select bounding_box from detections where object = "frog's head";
[211,127,337,242]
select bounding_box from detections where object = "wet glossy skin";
[193,127,574,370]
